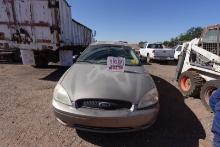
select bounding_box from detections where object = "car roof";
[90,41,129,46]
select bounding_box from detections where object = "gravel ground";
[0,63,213,147]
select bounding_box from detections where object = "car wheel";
[200,80,220,112]
[178,55,180,61]
[146,54,151,63]
[34,56,49,68]
[140,55,146,63]
[178,71,204,97]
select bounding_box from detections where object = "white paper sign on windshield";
[107,57,125,72]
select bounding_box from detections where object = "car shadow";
[40,66,69,82]
[141,61,177,66]
[76,75,206,147]
[152,60,177,66]
[0,62,22,65]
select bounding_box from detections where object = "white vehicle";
[174,45,183,60]
[176,24,220,112]
[139,43,175,62]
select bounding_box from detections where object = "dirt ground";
[0,63,214,147]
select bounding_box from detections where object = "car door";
[175,46,182,55]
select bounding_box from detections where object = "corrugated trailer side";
[0,0,13,41]
[58,0,73,45]
[16,0,62,66]
[72,19,92,47]
[0,0,93,66]
[0,0,61,64]
[0,0,30,62]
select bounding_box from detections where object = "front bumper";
[152,56,174,61]
[52,99,159,133]
[174,54,179,60]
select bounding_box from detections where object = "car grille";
[75,99,132,110]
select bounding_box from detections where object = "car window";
[176,46,182,51]
[147,44,163,49]
[77,45,140,66]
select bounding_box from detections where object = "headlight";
[53,84,72,105]
[138,88,159,109]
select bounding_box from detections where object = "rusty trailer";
[0,0,93,66]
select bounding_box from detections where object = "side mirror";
[73,55,79,59]
[73,55,79,63]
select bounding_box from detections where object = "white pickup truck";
[174,45,183,60]
[139,43,175,62]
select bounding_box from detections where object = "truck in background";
[0,0,93,67]
[139,42,175,63]
[173,45,183,60]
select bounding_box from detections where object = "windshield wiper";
[77,60,94,64]
[124,70,142,74]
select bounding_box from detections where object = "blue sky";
[68,0,220,43]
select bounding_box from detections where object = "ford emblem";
[98,102,111,108]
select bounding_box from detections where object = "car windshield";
[176,46,182,51]
[77,45,140,66]
[147,44,163,49]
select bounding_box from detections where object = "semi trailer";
[0,0,93,66]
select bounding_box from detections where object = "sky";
[68,0,220,43]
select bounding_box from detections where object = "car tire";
[12,49,22,63]
[34,56,48,68]
[146,54,151,63]
[178,71,204,97]
[178,55,180,61]
[140,55,146,63]
[200,80,220,112]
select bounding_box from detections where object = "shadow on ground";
[142,60,177,66]
[40,66,69,81]
[76,75,206,147]
[0,62,22,65]
[152,60,178,66]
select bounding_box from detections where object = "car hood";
[60,63,156,104]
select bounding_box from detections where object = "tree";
[164,27,203,47]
